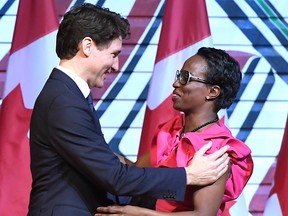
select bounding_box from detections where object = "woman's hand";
[95,205,158,216]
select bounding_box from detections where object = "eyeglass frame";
[175,69,213,85]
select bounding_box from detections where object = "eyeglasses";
[175,70,212,85]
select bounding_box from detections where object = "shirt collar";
[56,65,90,98]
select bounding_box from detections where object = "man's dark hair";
[56,3,130,59]
[197,47,242,111]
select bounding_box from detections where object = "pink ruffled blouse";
[150,115,253,215]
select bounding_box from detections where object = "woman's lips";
[172,91,181,101]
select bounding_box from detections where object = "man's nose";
[111,57,119,72]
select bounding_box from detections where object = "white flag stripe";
[147,37,212,109]
[4,31,58,108]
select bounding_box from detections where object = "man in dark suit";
[28,3,229,216]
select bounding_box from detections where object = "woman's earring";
[205,96,210,100]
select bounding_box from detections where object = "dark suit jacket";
[28,68,186,216]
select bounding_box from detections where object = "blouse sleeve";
[222,138,254,202]
[186,123,254,202]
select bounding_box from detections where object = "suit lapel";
[50,68,104,137]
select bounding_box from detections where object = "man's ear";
[207,85,221,100]
[81,37,93,57]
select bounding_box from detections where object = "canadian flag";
[138,0,249,215]
[0,0,59,215]
[138,0,213,158]
[263,116,288,216]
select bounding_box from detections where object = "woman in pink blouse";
[96,47,253,216]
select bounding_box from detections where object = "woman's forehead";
[183,55,207,74]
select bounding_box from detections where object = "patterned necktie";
[87,92,95,112]
[86,92,103,136]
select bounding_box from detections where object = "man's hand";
[114,153,134,166]
[185,141,230,185]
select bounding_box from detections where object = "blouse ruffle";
[150,115,253,213]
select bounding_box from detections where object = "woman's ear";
[206,85,221,100]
